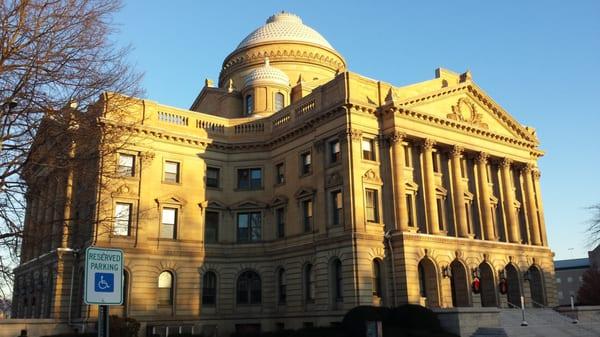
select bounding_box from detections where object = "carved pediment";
[362,169,383,185]
[155,194,186,206]
[206,199,227,209]
[230,199,267,210]
[270,195,289,207]
[111,184,136,197]
[405,181,419,192]
[326,172,343,188]
[294,187,316,199]
[398,83,539,144]
[435,186,448,196]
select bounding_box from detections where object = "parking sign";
[84,247,123,305]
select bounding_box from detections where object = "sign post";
[84,247,124,337]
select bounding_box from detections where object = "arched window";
[332,259,343,301]
[245,95,253,115]
[158,271,174,305]
[237,271,261,304]
[275,92,285,111]
[202,271,217,305]
[277,268,286,305]
[418,262,427,297]
[304,264,315,302]
[372,259,382,297]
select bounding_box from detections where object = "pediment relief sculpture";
[447,97,488,129]
[111,183,136,197]
[294,187,316,199]
[155,194,187,206]
[362,169,383,185]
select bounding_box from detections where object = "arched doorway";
[418,258,440,308]
[528,265,545,307]
[450,260,470,307]
[505,264,521,307]
[479,262,498,307]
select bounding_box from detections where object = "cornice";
[382,105,538,150]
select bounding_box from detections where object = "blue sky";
[114,1,600,260]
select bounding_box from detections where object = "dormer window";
[275,92,285,111]
[246,95,254,115]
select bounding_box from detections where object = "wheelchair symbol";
[94,273,114,293]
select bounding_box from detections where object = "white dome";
[243,58,290,88]
[236,12,334,50]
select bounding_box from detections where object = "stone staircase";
[487,308,600,337]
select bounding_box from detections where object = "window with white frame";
[164,161,180,183]
[331,190,343,226]
[302,199,313,232]
[330,140,341,164]
[300,151,312,175]
[113,202,132,236]
[362,138,376,161]
[118,154,135,177]
[275,92,285,111]
[160,207,177,239]
[365,189,379,222]
[238,168,262,190]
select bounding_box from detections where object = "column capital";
[349,128,363,141]
[449,145,464,158]
[520,163,536,174]
[386,131,406,145]
[532,169,541,180]
[420,138,436,151]
[499,158,513,169]
[475,152,489,164]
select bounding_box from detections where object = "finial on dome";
[265,57,270,67]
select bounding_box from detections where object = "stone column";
[500,159,520,243]
[450,146,469,237]
[389,131,408,231]
[533,169,547,246]
[421,139,439,234]
[476,152,495,240]
[522,164,542,246]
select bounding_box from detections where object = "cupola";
[241,58,290,116]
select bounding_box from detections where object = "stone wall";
[0,319,75,337]
[433,307,501,337]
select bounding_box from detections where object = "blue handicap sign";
[94,273,114,293]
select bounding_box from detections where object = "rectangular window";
[365,189,379,222]
[206,167,220,188]
[404,144,412,167]
[205,211,219,243]
[406,194,414,227]
[118,154,135,177]
[432,151,441,173]
[436,198,445,231]
[466,202,474,234]
[113,203,132,236]
[331,191,343,226]
[300,152,312,175]
[362,138,375,161]
[237,212,261,242]
[237,168,262,189]
[302,200,313,232]
[275,163,285,184]
[164,161,180,183]
[330,140,341,163]
[276,208,285,239]
[160,207,177,239]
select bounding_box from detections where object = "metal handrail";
[530,299,549,309]
[506,301,520,309]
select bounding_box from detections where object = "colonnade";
[387,133,545,246]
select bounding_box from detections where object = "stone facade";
[12,12,557,336]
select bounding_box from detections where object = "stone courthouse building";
[12,12,557,335]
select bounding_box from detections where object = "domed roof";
[243,58,290,88]
[236,12,334,51]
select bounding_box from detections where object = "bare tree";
[0,0,143,299]
[577,264,600,305]
[586,203,600,248]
